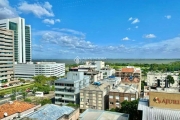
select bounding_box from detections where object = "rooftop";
[110,83,139,93]
[0,101,36,119]
[80,82,110,91]
[121,68,134,73]
[121,77,140,83]
[79,109,129,120]
[24,104,75,120]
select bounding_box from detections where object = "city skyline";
[1,0,180,59]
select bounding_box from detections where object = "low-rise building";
[0,101,41,120]
[80,82,110,112]
[99,67,115,78]
[84,71,103,83]
[138,92,180,120]
[23,104,79,120]
[109,83,139,109]
[14,62,65,80]
[55,71,90,105]
[79,109,129,120]
[146,72,180,87]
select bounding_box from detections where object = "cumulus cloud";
[55,19,60,22]
[0,0,18,19]
[131,18,140,24]
[18,1,54,18]
[122,37,130,40]
[135,26,138,28]
[165,15,171,19]
[128,17,133,21]
[52,28,85,36]
[143,34,156,38]
[43,19,54,24]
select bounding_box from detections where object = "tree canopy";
[166,75,175,86]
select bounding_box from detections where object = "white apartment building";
[55,71,90,105]
[78,61,105,71]
[146,72,180,87]
[14,62,65,79]
[99,66,115,78]
[0,28,14,87]
[0,17,31,63]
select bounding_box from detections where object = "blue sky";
[1,0,180,59]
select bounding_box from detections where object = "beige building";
[109,83,139,109]
[0,28,14,87]
[115,70,121,77]
[80,82,110,113]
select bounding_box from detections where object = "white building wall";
[14,63,65,79]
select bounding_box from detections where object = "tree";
[120,99,142,120]
[24,98,32,103]
[167,75,175,87]
[40,99,52,105]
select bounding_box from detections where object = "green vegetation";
[141,81,147,90]
[40,98,52,105]
[66,102,79,108]
[0,83,34,95]
[33,75,58,94]
[166,75,175,87]
[108,99,142,120]
[24,98,32,103]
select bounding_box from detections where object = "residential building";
[78,61,105,71]
[14,62,65,79]
[138,92,180,120]
[0,17,31,63]
[55,71,90,105]
[80,82,110,112]
[109,83,139,109]
[0,28,14,87]
[0,101,41,120]
[115,69,121,77]
[84,71,103,83]
[146,72,180,87]
[23,104,79,120]
[79,109,129,120]
[99,66,115,78]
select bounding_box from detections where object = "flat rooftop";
[79,109,129,120]
[81,82,110,91]
[110,83,139,93]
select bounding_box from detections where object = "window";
[109,102,113,105]
[81,98,83,102]
[116,96,119,99]
[124,97,128,101]
[109,95,113,98]
[131,98,135,101]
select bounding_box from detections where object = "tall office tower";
[0,17,31,63]
[0,28,14,86]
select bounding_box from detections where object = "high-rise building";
[0,28,14,86]
[0,17,31,63]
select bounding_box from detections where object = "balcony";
[62,97,75,101]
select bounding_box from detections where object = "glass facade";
[25,26,31,62]
[9,22,18,62]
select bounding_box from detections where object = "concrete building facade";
[55,71,90,105]
[0,17,31,63]
[0,28,14,86]
[146,72,180,87]
[14,62,65,79]
[80,82,110,112]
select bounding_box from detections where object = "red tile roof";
[121,68,134,73]
[0,101,36,119]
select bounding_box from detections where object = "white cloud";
[43,19,54,25]
[165,15,171,19]
[127,28,131,30]
[18,1,54,18]
[143,34,156,38]
[52,28,85,36]
[131,18,140,24]
[55,19,61,22]
[128,17,133,21]
[122,37,130,40]
[135,26,138,28]
[0,0,18,19]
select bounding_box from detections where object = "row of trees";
[107,61,180,72]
